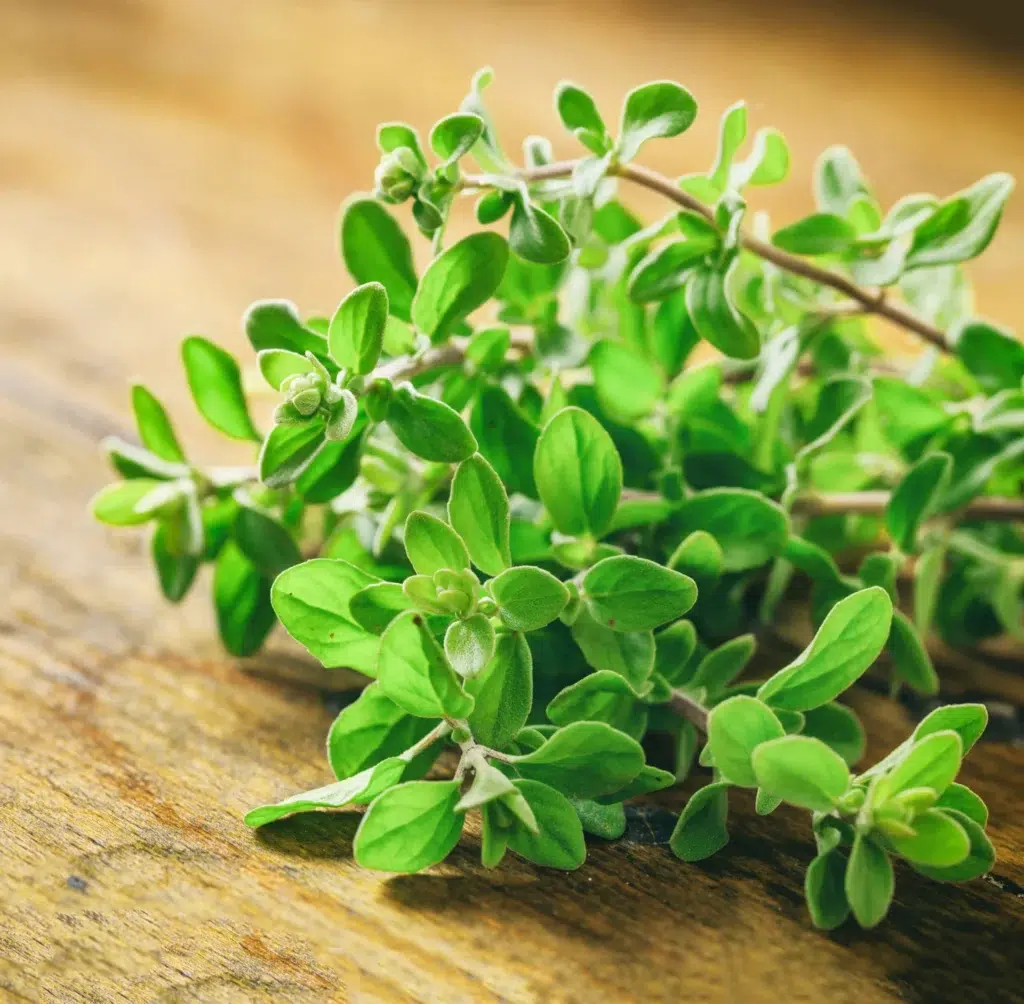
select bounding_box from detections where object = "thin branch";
[792,491,1024,522]
[376,330,530,383]
[668,690,709,732]
[464,160,950,353]
[620,487,1024,522]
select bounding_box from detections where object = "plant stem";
[376,331,531,383]
[668,690,709,732]
[792,491,1024,521]
[405,719,453,759]
[464,160,949,353]
[620,487,1024,522]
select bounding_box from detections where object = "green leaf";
[757,587,893,711]
[667,531,724,581]
[456,757,518,814]
[669,781,730,862]
[354,780,463,873]
[479,802,511,868]
[845,835,893,929]
[912,703,987,755]
[911,809,994,882]
[653,619,698,686]
[245,758,408,828]
[689,634,756,694]
[590,340,663,421]
[873,378,951,450]
[412,232,509,341]
[476,189,514,225]
[800,703,866,766]
[271,558,380,673]
[404,511,470,576]
[583,555,696,632]
[509,197,572,265]
[448,453,511,576]
[686,262,761,360]
[571,798,626,839]
[814,145,871,216]
[295,420,366,504]
[798,376,871,463]
[651,289,700,378]
[387,384,477,463]
[886,729,963,797]
[617,80,697,162]
[467,631,532,749]
[349,583,413,635]
[555,81,608,149]
[935,783,988,827]
[488,565,569,632]
[328,282,388,375]
[340,196,418,322]
[444,614,495,678]
[906,173,1014,269]
[736,128,790,188]
[181,336,259,442]
[752,735,850,811]
[102,437,189,482]
[469,386,539,497]
[327,683,434,780]
[91,479,167,526]
[571,610,655,689]
[887,611,940,696]
[233,507,301,579]
[886,452,952,553]
[465,327,512,371]
[510,721,645,799]
[213,541,275,656]
[914,540,946,633]
[429,112,484,166]
[709,100,747,192]
[258,422,325,488]
[245,300,330,357]
[151,521,199,602]
[596,763,675,804]
[706,696,785,787]
[954,319,1024,393]
[546,671,648,740]
[805,851,850,930]
[377,121,427,161]
[667,364,721,421]
[505,779,586,870]
[257,348,316,391]
[889,808,970,867]
[628,234,718,303]
[772,213,856,255]
[534,407,623,538]
[131,385,185,463]
[672,489,789,572]
[378,611,474,719]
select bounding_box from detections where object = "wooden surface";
[1,2,1022,1001]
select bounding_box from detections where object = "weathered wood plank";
[1,2,1022,1001]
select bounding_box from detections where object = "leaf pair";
[554,79,698,163]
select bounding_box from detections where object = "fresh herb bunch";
[91,70,1020,929]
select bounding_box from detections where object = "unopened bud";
[272,401,306,426]
[291,387,322,416]
[374,147,422,204]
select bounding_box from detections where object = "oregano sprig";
[90,68,1018,928]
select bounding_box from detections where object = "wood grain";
[0,2,1022,1001]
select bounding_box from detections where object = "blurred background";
[2,0,1022,457]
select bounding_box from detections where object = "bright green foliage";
[92,69,1009,922]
